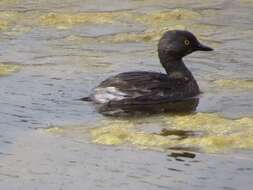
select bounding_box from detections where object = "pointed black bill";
[196,43,213,51]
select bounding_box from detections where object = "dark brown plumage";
[82,30,213,116]
[96,71,199,103]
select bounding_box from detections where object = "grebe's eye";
[184,39,190,46]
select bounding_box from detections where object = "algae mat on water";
[213,79,253,91]
[39,9,201,29]
[0,64,20,76]
[0,19,8,30]
[40,9,216,44]
[44,113,253,153]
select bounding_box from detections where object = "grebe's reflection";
[96,97,199,117]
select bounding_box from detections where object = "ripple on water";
[44,113,253,153]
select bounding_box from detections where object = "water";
[0,0,253,189]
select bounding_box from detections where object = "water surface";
[0,0,253,189]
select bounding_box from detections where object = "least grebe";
[82,30,213,116]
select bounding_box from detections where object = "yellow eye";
[184,39,190,46]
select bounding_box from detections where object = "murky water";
[1,0,253,189]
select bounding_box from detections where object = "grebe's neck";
[159,56,194,79]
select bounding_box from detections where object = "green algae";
[213,79,253,90]
[38,9,200,29]
[0,7,217,44]
[240,0,253,3]
[163,113,253,152]
[0,12,12,30]
[0,11,32,33]
[39,12,130,29]
[116,9,214,43]
[98,25,186,43]
[0,11,19,23]
[136,9,201,28]
[88,113,253,153]
[44,113,253,153]
[39,9,216,44]
[0,0,19,4]
[63,23,216,44]
[0,64,20,76]
[0,19,8,30]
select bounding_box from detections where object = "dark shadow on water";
[159,128,204,161]
[158,128,205,140]
[95,97,199,117]
[167,151,198,163]
[168,152,196,159]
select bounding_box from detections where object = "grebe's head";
[158,30,213,61]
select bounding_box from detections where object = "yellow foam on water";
[213,79,253,90]
[0,64,20,76]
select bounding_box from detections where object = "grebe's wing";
[92,71,193,104]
